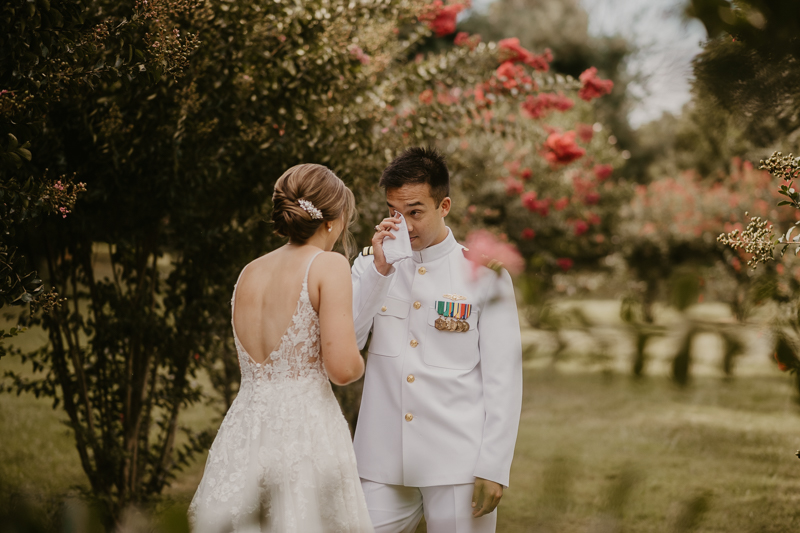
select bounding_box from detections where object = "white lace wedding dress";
[189,252,374,533]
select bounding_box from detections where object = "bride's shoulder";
[312,251,351,274]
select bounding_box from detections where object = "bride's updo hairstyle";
[272,163,357,257]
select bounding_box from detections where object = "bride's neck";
[290,232,329,252]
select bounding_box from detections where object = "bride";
[189,164,374,532]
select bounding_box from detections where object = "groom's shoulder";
[352,246,375,272]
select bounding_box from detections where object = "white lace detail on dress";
[188,251,374,533]
[231,252,329,386]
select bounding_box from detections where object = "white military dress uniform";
[351,228,523,533]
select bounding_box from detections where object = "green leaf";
[778,200,793,206]
[17,148,32,161]
[7,134,18,151]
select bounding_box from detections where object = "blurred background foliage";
[3,0,800,530]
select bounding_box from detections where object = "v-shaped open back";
[230,251,327,384]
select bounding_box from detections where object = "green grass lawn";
[2,363,799,532]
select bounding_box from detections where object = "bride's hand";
[372,214,401,276]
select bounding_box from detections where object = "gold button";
[407,374,415,383]
[410,340,418,348]
[405,413,414,422]
[381,306,387,312]
[413,301,421,309]
[418,267,427,275]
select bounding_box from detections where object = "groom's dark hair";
[379,146,450,207]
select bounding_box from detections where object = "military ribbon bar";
[435,301,471,319]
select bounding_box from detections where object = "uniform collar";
[412,227,457,264]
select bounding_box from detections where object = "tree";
[688,0,800,148]
[0,0,197,352]
[459,0,640,174]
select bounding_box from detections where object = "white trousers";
[361,479,497,533]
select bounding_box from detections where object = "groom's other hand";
[471,477,503,517]
[372,215,401,276]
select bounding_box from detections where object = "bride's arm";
[317,252,365,385]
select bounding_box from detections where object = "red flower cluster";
[573,175,600,205]
[576,122,594,143]
[505,177,524,196]
[572,219,589,236]
[520,92,574,119]
[521,228,536,240]
[593,163,613,181]
[553,197,569,211]
[454,31,481,50]
[419,89,434,104]
[522,191,550,216]
[348,45,371,65]
[578,67,614,101]
[557,258,574,272]
[419,1,468,37]
[504,160,532,181]
[494,62,534,91]
[497,38,552,72]
[543,131,585,166]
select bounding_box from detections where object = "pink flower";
[543,131,585,166]
[578,67,614,101]
[419,1,467,37]
[463,229,525,277]
[505,178,524,196]
[593,163,613,181]
[474,84,486,104]
[521,191,538,211]
[525,49,552,72]
[497,37,529,63]
[556,258,574,271]
[520,168,533,181]
[522,192,550,216]
[573,220,589,236]
[576,123,594,143]
[495,61,527,89]
[419,89,434,104]
[521,228,536,240]
[454,31,481,50]
[520,93,574,119]
[437,89,456,106]
[497,38,552,71]
[553,197,568,211]
[348,45,371,65]
[584,192,600,205]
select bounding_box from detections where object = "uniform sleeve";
[473,268,523,488]
[351,254,395,350]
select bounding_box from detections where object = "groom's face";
[386,184,451,251]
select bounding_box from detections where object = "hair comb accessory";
[298,198,323,220]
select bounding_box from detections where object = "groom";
[351,147,523,533]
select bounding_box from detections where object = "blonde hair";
[271,164,357,258]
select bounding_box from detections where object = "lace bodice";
[231,251,328,386]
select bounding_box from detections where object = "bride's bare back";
[232,244,363,385]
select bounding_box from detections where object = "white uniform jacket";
[351,228,523,488]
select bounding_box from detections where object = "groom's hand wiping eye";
[372,215,402,276]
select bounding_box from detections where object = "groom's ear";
[438,197,451,218]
